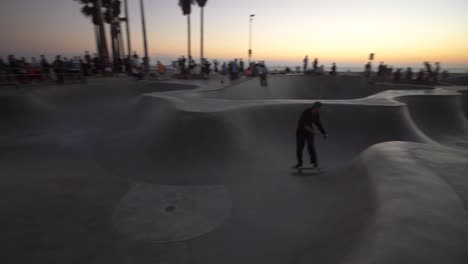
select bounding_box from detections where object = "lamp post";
[248,14,255,64]
[140,0,149,76]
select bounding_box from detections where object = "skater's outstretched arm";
[313,118,326,136]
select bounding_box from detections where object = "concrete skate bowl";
[447,75,468,86]
[199,75,433,100]
[92,100,467,263]
[0,81,198,138]
[396,93,468,148]
[2,81,468,264]
[460,89,468,118]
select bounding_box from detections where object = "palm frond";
[179,0,195,15]
[81,5,94,17]
[196,0,207,8]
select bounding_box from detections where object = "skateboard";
[293,166,324,173]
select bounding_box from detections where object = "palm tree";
[74,0,109,61]
[102,0,124,63]
[179,0,195,68]
[196,0,207,66]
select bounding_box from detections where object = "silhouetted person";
[157,60,165,75]
[405,67,413,81]
[257,62,268,86]
[313,58,318,72]
[6,55,18,82]
[239,59,244,73]
[330,63,337,75]
[364,62,372,78]
[83,51,91,76]
[188,56,196,74]
[434,62,441,82]
[63,57,73,79]
[124,55,131,75]
[0,57,6,82]
[294,102,328,168]
[179,56,186,75]
[70,56,83,81]
[114,58,122,73]
[53,55,64,83]
[39,55,51,79]
[85,51,92,63]
[393,68,402,82]
[230,59,239,80]
[201,58,210,78]
[387,66,393,79]
[303,55,309,73]
[417,69,424,81]
[93,54,102,74]
[15,58,28,83]
[377,61,384,79]
[213,60,219,73]
[424,61,432,81]
[221,61,226,75]
[29,57,42,81]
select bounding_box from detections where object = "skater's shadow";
[291,170,325,177]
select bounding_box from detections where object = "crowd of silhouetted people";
[303,56,337,75]
[0,51,170,84]
[0,54,85,84]
[2,51,452,86]
[364,61,449,83]
[175,56,269,83]
[1,51,274,85]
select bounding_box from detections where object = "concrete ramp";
[1,77,468,263]
[397,93,468,148]
[201,75,433,100]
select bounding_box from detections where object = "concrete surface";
[1,75,468,263]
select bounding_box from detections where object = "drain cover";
[165,205,176,212]
[113,183,232,243]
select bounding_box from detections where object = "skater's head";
[311,101,323,114]
[312,101,323,108]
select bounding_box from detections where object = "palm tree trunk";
[200,7,204,65]
[95,25,101,55]
[124,0,131,56]
[96,0,109,61]
[109,4,119,64]
[187,14,191,68]
[118,23,125,58]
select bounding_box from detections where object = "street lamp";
[249,14,255,64]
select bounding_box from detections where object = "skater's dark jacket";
[296,107,326,135]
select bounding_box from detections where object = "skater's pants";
[296,132,317,164]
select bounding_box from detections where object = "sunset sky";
[1,0,467,67]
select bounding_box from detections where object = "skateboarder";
[294,102,328,168]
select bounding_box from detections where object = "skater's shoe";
[310,162,318,169]
[293,163,303,169]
